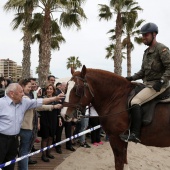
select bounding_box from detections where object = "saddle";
[128,83,170,126]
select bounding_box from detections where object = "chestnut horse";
[61,65,170,170]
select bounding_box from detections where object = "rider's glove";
[125,76,133,81]
[152,80,164,92]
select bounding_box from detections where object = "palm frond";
[98,4,112,21]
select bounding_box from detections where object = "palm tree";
[29,13,65,77]
[4,0,87,86]
[31,0,86,87]
[122,18,144,76]
[105,3,143,76]
[98,0,141,75]
[105,42,126,60]
[4,0,38,79]
[66,56,82,70]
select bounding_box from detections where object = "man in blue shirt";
[0,83,64,170]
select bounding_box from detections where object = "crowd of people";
[0,75,106,170]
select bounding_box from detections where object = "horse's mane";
[86,68,127,85]
[73,67,132,90]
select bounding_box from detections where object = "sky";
[0,0,170,78]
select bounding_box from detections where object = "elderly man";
[0,83,64,170]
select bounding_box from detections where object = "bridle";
[63,76,94,121]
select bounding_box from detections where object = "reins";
[63,94,160,119]
[83,91,159,118]
[63,75,160,119]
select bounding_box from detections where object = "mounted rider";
[120,22,170,143]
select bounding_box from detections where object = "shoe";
[41,155,50,162]
[46,154,55,159]
[101,131,106,135]
[28,159,37,164]
[35,138,40,143]
[92,142,99,146]
[80,142,91,148]
[98,141,104,145]
[56,147,62,154]
[120,133,141,143]
[66,146,76,151]
[100,134,105,137]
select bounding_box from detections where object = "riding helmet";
[140,23,158,34]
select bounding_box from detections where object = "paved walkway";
[14,137,79,170]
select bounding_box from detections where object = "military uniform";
[131,42,170,105]
[119,23,169,143]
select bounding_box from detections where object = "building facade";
[0,59,22,82]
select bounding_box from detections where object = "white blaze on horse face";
[60,81,75,118]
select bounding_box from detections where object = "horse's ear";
[71,67,75,75]
[80,65,86,78]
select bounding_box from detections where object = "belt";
[0,133,18,139]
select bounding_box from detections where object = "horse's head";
[61,65,94,122]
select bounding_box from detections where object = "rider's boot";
[120,104,142,143]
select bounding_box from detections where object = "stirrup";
[120,129,131,142]
[120,130,141,143]
[129,133,141,143]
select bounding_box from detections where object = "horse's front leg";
[109,135,128,170]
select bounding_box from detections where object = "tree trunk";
[38,8,51,87]
[22,10,32,79]
[127,34,131,76]
[114,12,122,75]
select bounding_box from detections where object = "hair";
[18,79,31,87]
[6,83,19,95]
[0,77,5,88]
[48,75,55,80]
[56,82,61,87]
[28,78,36,82]
[0,77,5,82]
[44,84,56,96]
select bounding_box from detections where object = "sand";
[55,141,170,170]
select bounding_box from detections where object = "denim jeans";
[18,129,32,170]
[79,118,89,143]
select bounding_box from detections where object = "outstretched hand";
[54,104,63,109]
[56,93,65,102]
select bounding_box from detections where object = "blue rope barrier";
[0,125,101,169]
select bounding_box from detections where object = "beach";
[55,142,170,170]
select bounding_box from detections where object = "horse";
[61,65,170,170]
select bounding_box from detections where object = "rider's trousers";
[131,87,166,106]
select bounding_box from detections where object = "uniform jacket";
[132,42,170,87]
